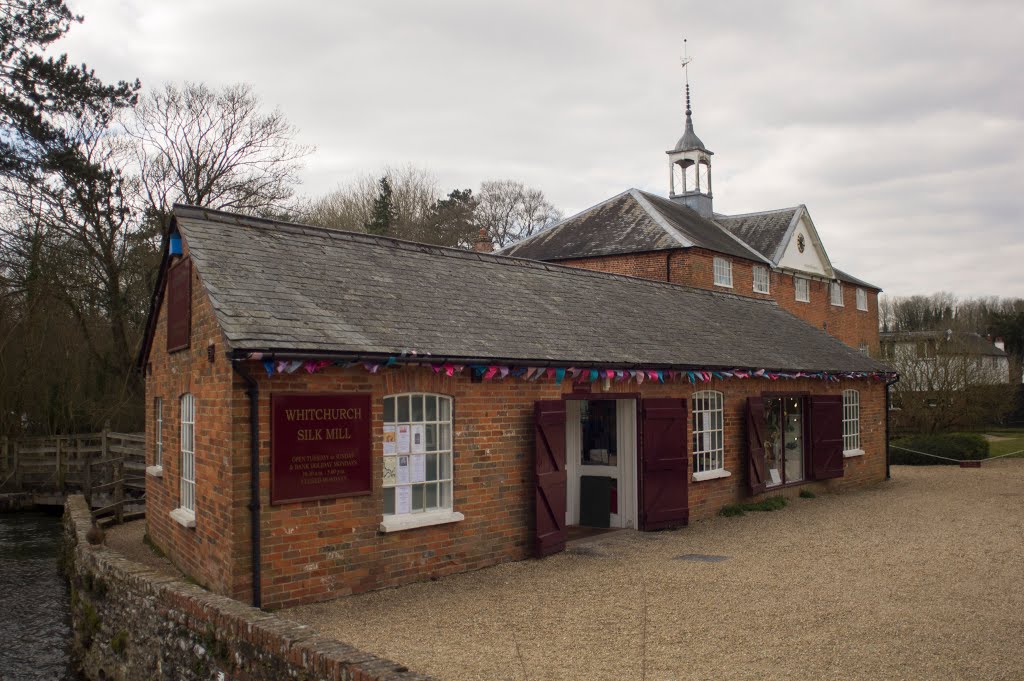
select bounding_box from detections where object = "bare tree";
[130,82,313,217]
[476,180,561,248]
[303,165,439,238]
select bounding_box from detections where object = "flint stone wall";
[63,495,434,681]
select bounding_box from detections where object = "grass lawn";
[982,427,1024,458]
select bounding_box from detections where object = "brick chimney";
[472,228,493,253]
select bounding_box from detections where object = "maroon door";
[534,400,567,557]
[745,396,768,496]
[640,398,688,530]
[810,395,844,480]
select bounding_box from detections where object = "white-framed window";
[856,287,868,311]
[842,389,861,454]
[795,277,810,302]
[383,394,453,519]
[830,281,844,306]
[692,391,727,479]
[179,393,196,514]
[752,266,770,294]
[154,397,163,467]
[713,257,733,288]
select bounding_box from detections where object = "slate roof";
[715,207,800,264]
[501,189,768,263]
[161,205,888,374]
[833,268,882,291]
[880,331,1006,357]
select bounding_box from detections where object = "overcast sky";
[63,0,1023,298]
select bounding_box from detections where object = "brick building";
[138,205,893,610]
[502,82,882,356]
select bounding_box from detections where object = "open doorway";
[565,399,638,531]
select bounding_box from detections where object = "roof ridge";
[174,204,782,309]
[637,190,771,264]
[715,205,803,219]
[498,188,635,253]
[629,189,694,248]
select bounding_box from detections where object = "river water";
[0,511,78,681]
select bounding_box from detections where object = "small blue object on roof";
[169,233,182,256]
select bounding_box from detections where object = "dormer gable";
[776,206,834,279]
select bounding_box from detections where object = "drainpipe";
[232,359,262,608]
[885,374,900,481]
[665,252,672,283]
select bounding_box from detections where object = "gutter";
[231,359,262,608]
[230,349,895,379]
[884,374,901,480]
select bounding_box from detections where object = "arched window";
[382,393,454,517]
[179,393,195,513]
[692,391,725,475]
[842,390,860,453]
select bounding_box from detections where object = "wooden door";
[810,395,844,480]
[746,396,768,495]
[640,398,688,530]
[535,400,567,557]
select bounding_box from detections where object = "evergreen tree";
[0,0,139,183]
[365,176,396,236]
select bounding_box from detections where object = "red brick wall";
[144,248,237,595]
[557,249,880,353]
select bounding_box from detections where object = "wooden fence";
[0,431,145,523]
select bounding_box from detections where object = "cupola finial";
[682,38,692,117]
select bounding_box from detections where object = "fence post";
[82,437,91,506]
[12,440,21,492]
[114,449,124,524]
[56,437,65,494]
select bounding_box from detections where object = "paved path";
[286,462,1024,680]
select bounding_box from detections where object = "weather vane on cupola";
[667,38,714,217]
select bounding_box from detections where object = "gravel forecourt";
[285,461,1024,681]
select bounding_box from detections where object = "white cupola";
[667,60,713,217]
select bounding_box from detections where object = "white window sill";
[379,510,465,533]
[714,283,733,289]
[796,298,810,304]
[692,469,732,482]
[831,303,844,307]
[169,507,196,529]
[146,465,164,478]
[843,449,865,458]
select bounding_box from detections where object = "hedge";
[890,433,989,465]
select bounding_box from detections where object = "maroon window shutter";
[745,396,767,496]
[810,395,844,480]
[640,398,688,531]
[534,400,567,558]
[166,258,192,352]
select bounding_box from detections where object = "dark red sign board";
[271,393,372,504]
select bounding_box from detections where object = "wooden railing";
[0,430,145,522]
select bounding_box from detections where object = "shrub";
[799,489,816,499]
[890,433,989,465]
[718,496,788,517]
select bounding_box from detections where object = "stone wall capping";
[63,494,438,681]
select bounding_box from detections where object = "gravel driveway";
[285,462,1024,680]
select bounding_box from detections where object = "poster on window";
[270,393,372,504]
[395,485,412,514]
[410,454,426,483]
[396,455,410,484]
[383,425,397,455]
[411,424,426,454]
[397,424,411,454]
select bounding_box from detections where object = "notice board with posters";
[271,393,372,504]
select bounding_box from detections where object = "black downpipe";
[884,375,900,480]
[232,360,262,608]
[665,252,672,283]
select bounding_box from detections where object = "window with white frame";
[179,393,195,513]
[795,277,810,302]
[830,281,844,306]
[383,394,453,516]
[692,391,725,476]
[856,287,868,311]
[713,257,733,288]
[154,397,163,467]
[753,266,770,294]
[842,389,860,453]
